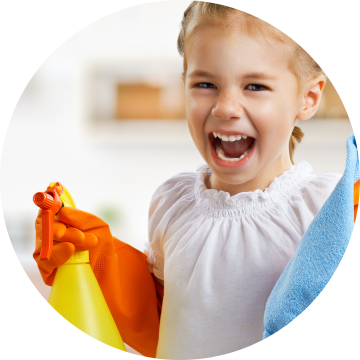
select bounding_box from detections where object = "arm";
[91,237,162,357]
[153,275,164,287]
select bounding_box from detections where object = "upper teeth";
[213,132,247,141]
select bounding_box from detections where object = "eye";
[246,84,268,91]
[195,82,217,89]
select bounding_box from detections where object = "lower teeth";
[215,143,252,162]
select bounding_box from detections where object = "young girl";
[34,2,347,359]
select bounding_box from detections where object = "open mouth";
[209,132,256,162]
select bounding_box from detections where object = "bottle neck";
[64,250,89,265]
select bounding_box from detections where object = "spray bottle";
[33,182,127,351]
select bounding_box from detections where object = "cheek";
[186,121,196,146]
[253,109,292,150]
[186,118,207,158]
[186,103,210,157]
[187,93,210,118]
[185,85,213,108]
[186,93,211,133]
[262,128,289,154]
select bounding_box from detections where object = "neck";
[206,154,293,196]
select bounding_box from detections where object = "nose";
[211,93,244,121]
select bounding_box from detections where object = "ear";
[296,75,326,121]
[181,72,185,85]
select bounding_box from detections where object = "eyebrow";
[187,70,215,79]
[187,70,278,81]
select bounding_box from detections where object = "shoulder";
[276,163,342,235]
[307,171,342,187]
[147,169,199,256]
[149,170,197,212]
[148,169,199,230]
[150,171,196,203]
[300,171,342,207]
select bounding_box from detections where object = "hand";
[33,207,100,285]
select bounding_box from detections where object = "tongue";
[221,138,253,158]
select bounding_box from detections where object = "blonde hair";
[177,1,325,164]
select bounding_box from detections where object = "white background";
[1,0,353,304]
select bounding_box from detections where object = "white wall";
[0,0,354,301]
[1,0,193,251]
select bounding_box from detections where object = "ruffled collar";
[194,161,314,217]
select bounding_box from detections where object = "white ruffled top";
[145,161,341,359]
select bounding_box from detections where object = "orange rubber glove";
[355,179,359,222]
[34,207,161,357]
[34,209,98,285]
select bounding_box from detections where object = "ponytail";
[289,126,304,165]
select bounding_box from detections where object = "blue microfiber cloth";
[263,133,359,338]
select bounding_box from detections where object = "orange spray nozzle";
[33,183,64,261]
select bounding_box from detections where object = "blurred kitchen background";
[0,0,354,354]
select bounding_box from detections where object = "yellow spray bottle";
[33,182,127,351]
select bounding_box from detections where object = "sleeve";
[144,182,167,281]
[301,172,343,213]
[280,172,342,237]
[144,171,195,281]
[144,241,164,280]
[305,173,359,223]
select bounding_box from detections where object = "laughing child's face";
[182,24,323,195]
